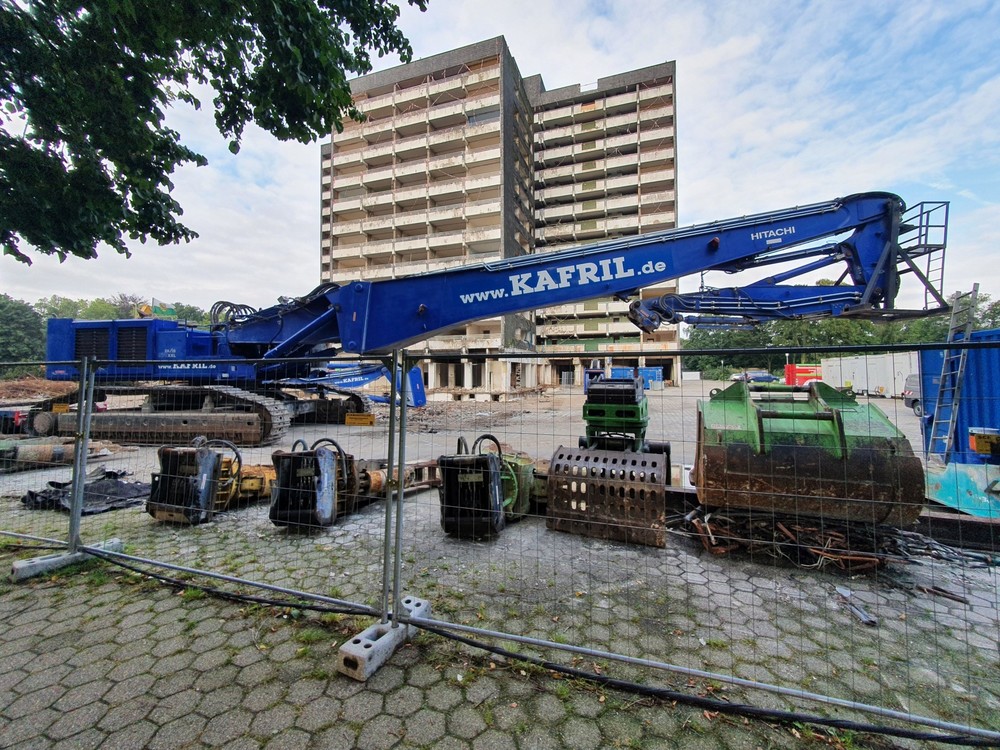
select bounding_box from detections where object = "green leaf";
[0,0,427,263]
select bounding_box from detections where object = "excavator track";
[30,384,293,447]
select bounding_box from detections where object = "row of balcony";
[535,209,675,244]
[534,105,674,150]
[357,65,502,122]
[534,173,665,205]
[324,197,502,238]
[331,144,501,191]
[535,147,675,188]
[421,333,505,353]
[330,226,504,263]
[535,189,675,225]
[535,318,646,337]
[335,92,504,146]
[534,82,673,129]
[535,127,673,169]
[325,107,672,177]
[536,336,679,356]
[323,159,673,219]
[330,119,505,171]
[537,293,679,321]
[324,253,471,284]
[325,173,503,217]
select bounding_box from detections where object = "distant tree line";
[682,291,1000,380]
[0,293,209,371]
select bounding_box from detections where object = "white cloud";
[3,0,999,316]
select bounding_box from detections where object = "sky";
[3,0,1000,314]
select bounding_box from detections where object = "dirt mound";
[0,376,77,403]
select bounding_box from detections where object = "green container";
[693,381,924,526]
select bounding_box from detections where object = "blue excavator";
[36,192,948,448]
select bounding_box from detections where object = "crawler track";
[31,384,293,446]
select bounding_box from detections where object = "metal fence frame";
[2,343,998,744]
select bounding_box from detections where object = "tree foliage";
[0,0,427,264]
[0,293,45,366]
[33,293,207,323]
[681,290,998,375]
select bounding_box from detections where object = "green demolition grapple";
[692,382,923,527]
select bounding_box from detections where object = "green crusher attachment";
[692,382,924,527]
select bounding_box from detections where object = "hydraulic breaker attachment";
[437,434,507,539]
[147,438,275,524]
[578,376,669,455]
[692,382,924,526]
[269,438,357,528]
[268,438,406,528]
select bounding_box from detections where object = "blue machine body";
[45,317,259,382]
[919,329,1000,518]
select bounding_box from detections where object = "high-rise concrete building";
[321,37,677,398]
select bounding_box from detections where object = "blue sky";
[3,0,999,313]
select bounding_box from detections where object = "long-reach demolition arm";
[222,191,948,356]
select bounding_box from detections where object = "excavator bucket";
[692,382,923,527]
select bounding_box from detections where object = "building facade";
[321,37,677,398]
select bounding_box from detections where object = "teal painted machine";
[920,328,1000,519]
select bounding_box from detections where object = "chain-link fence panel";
[392,346,1000,742]
[0,361,81,550]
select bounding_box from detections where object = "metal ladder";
[926,284,979,462]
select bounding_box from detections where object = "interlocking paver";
[448,704,487,740]
[45,702,108,741]
[249,702,297,737]
[355,714,404,750]
[0,708,59,746]
[147,687,202,725]
[199,685,245,719]
[148,714,208,750]
[3,685,67,721]
[341,690,384,723]
[404,706,447,745]
[293,695,340,732]
[242,681,285,713]
[262,727,310,750]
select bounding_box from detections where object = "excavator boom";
[222,191,946,355]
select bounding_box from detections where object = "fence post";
[10,357,123,581]
[379,350,400,624]
[335,350,429,681]
[66,356,93,552]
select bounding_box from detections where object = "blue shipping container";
[638,367,663,390]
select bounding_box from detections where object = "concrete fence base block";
[336,596,431,681]
[10,539,125,582]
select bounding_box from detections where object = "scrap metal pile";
[679,507,999,571]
